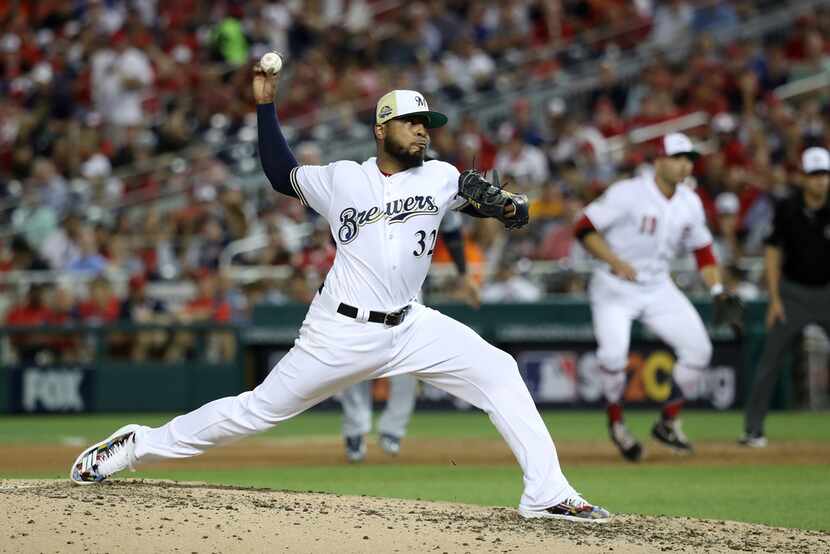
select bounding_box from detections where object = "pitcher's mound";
[1,479,826,553]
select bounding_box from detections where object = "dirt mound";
[2,480,828,553]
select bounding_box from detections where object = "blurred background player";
[341,374,417,461]
[576,133,737,461]
[741,147,830,447]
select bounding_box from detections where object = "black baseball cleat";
[609,422,643,462]
[345,435,366,463]
[651,419,693,454]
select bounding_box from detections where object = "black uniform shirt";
[765,191,830,286]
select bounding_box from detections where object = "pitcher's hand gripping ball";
[260,52,283,75]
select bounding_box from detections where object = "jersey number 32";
[413,229,437,257]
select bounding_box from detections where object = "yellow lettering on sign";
[642,351,676,402]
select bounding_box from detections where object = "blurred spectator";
[48,285,82,363]
[588,62,629,115]
[791,30,830,81]
[177,271,232,324]
[10,182,58,251]
[30,157,69,215]
[712,191,743,266]
[710,112,746,166]
[0,0,827,310]
[285,267,316,304]
[480,258,542,303]
[294,223,336,276]
[1,236,50,272]
[91,31,154,128]
[168,271,234,362]
[229,279,267,323]
[184,216,228,271]
[511,98,545,146]
[529,181,566,224]
[76,276,120,325]
[439,36,496,95]
[494,126,549,190]
[536,197,588,262]
[219,184,251,241]
[651,1,695,49]
[106,231,144,276]
[120,275,170,361]
[4,284,53,364]
[546,114,605,177]
[211,10,249,66]
[66,225,109,275]
[40,214,82,270]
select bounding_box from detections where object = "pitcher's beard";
[384,139,425,169]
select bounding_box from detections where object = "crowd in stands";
[1,0,830,362]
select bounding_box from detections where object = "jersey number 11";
[639,215,657,235]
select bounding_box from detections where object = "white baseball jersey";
[584,174,712,285]
[289,157,466,311]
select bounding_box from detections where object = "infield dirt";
[2,437,829,553]
[2,479,829,553]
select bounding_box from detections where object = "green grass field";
[2,410,828,531]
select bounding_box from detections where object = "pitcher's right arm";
[254,63,300,200]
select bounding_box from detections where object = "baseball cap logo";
[374,90,448,129]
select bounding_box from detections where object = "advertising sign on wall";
[9,367,93,413]
[516,344,738,409]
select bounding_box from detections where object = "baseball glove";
[458,169,529,229]
[713,292,744,337]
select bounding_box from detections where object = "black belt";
[319,283,411,326]
[337,303,411,326]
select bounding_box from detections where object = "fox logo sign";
[22,368,85,412]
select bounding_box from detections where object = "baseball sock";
[661,380,685,421]
[607,402,624,425]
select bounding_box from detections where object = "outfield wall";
[0,300,795,413]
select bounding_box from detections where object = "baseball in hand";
[260,52,283,75]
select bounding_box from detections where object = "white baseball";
[260,52,283,75]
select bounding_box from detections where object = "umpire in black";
[741,147,830,447]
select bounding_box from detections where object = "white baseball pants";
[589,272,712,402]
[132,290,576,511]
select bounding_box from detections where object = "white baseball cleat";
[737,433,768,448]
[70,424,140,485]
[378,433,401,456]
[519,494,611,523]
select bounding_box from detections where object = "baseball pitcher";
[69,60,610,523]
